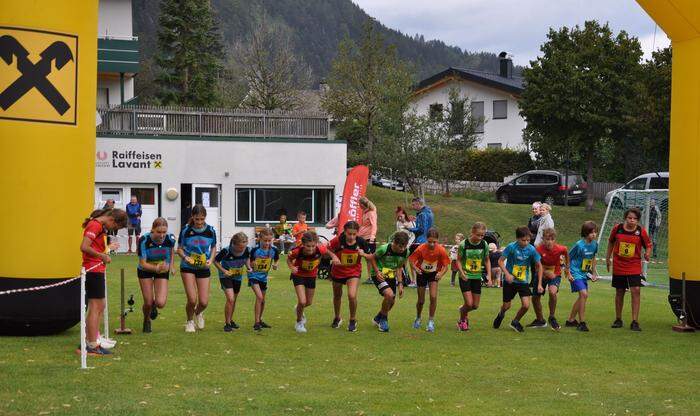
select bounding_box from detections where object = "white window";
[100,188,123,204]
[487,143,502,149]
[493,100,508,119]
[236,188,334,224]
[471,101,484,133]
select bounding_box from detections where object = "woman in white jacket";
[534,203,554,246]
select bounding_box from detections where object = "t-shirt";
[249,245,280,282]
[125,202,142,226]
[214,246,250,280]
[274,222,292,238]
[409,243,450,274]
[501,242,541,285]
[178,224,217,270]
[82,219,107,273]
[292,222,308,245]
[608,224,652,276]
[329,234,368,278]
[569,239,598,280]
[458,239,489,280]
[137,232,176,271]
[536,243,568,277]
[289,244,328,278]
[372,243,408,279]
[489,251,501,268]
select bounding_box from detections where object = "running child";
[456,222,491,331]
[248,228,280,331]
[328,221,373,332]
[492,227,543,333]
[409,228,450,333]
[531,228,570,331]
[450,233,465,286]
[566,221,599,332]
[367,231,410,332]
[287,231,341,332]
[214,232,252,332]
[78,208,128,355]
[605,208,652,331]
[177,204,217,333]
[136,217,176,333]
[292,211,309,248]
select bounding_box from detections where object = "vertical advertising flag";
[337,165,370,232]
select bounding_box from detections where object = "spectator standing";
[527,202,542,244]
[126,196,142,254]
[359,197,378,282]
[407,197,434,244]
[396,206,417,286]
[648,199,662,258]
[534,203,555,246]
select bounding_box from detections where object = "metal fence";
[590,182,623,200]
[97,105,330,139]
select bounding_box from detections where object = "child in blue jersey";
[566,221,599,332]
[249,228,280,331]
[214,232,252,332]
[493,226,543,333]
[137,217,176,333]
[176,204,218,333]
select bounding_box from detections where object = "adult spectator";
[126,195,142,254]
[530,202,555,328]
[534,203,555,246]
[407,197,434,244]
[648,199,662,258]
[102,199,115,210]
[358,197,378,282]
[103,199,117,252]
[527,202,542,244]
[396,206,416,286]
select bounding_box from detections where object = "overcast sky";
[352,0,670,66]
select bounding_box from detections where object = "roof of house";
[414,67,524,97]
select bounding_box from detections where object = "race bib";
[465,259,482,273]
[191,253,207,267]
[618,242,636,258]
[253,258,272,272]
[300,259,320,272]
[381,267,396,279]
[581,258,593,272]
[421,260,438,272]
[543,265,555,273]
[512,265,527,281]
[340,252,359,265]
[228,266,246,276]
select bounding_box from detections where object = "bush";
[459,148,535,182]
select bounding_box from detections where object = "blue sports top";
[214,246,250,280]
[178,224,217,270]
[126,202,142,226]
[501,242,541,284]
[137,233,175,271]
[569,239,598,280]
[248,245,280,282]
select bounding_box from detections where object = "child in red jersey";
[606,208,652,331]
[531,228,570,331]
[78,208,127,356]
[287,231,340,332]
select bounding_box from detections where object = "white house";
[410,53,526,150]
[97,0,138,107]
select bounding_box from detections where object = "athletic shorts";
[571,279,588,293]
[416,272,438,288]
[459,278,482,294]
[86,272,106,299]
[137,269,170,280]
[290,275,316,289]
[181,268,211,278]
[502,282,532,302]
[248,279,268,292]
[372,276,397,296]
[612,275,643,290]
[531,276,561,296]
[219,278,242,294]
[127,223,141,235]
[331,275,360,285]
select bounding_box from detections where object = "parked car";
[604,172,669,211]
[371,174,405,191]
[495,170,587,206]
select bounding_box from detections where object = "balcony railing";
[98,37,139,74]
[97,105,331,140]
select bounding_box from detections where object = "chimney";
[319,78,329,93]
[498,51,513,78]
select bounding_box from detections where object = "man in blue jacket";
[408,197,434,244]
[126,195,142,254]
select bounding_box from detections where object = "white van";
[604,172,669,209]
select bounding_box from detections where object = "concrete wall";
[98,0,133,38]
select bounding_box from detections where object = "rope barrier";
[0,264,102,296]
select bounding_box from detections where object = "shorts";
[248,279,268,292]
[502,282,532,302]
[372,276,397,296]
[416,272,438,288]
[571,279,588,293]
[612,275,644,290]
[85,272,106,299]
[531,276,561,296]
[127,223,141,235]
[219,278,242,294]
[291,275,316,289]
[181,268,211,278]
[331,275,360,285]
[459,278,482,294]
[137,269,170,280]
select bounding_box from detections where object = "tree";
[520,21,643,210]
[154,0,224,106]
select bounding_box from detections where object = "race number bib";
[421,260,438,272]
[543,265,555,273]
[512,265,527,281]
[228,266,245,276]
[581,258,593,272]
[465,259,482,273]
[253,258,272,272]
[340,252,359,265]
[381,267,396,279]
[300,259,320,272]
[618,242,636,258]
[191,253,207,267]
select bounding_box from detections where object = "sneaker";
[331,317,343,329]
[565,319,579,328]
[577,321,590,332]
[259,321,271,329]
[426,320,435,333]
[185,320,196,333]
[78,344,113,356]
[407,282,417,288]
[149,307,158,321]
[295,321,307,333]
[457,320,469,331]
[348,320,357,332]
[509,320,524,333]
[611,318,623,329]
[223,322,233,332]
[143,320,152,333]
[493,312,505,329]
[98,335,116,349]
[253,322,262,332]
[195,313,205,330]
[412,318,422,329]
[231,321,240,329]
[373,314,381,327]
[378,318,390,332]
[630,321,642,332]
[450,281,455,287]
[526,318,548,328]
[549,316,561,331]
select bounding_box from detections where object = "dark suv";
[496,170,587,206]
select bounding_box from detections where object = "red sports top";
[82,219,107,273]
[289,244,328,278]
[329,235,367,278]
[536,243,568,276]
[608,224,652,276]
[408,243,450,273]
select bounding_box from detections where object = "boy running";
[530,228,570,331]
[409,228,450,332]
[368,231,410,332]
[566,221,599,331]
[248,228,280,331]
[456,222,491,331]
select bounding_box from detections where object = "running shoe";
[185,320,196,333]
[426,320,435,333]
[331,317,343,329]
[457,320,469,331]
[549,316,561,331]
[577,321,590,332]
[150,307,158,320]
[77,344,113,356]
[373,314,381,327]
[348,320,357,332]
[97,335,116,349]
[412,318,422,329]
[231,321,240,329]
[526,318,548,328]
[565,319,579,328]
[259,321,271,329]
[492,311,505,329]
[223,322,234,332]
[611,318,624,329]
[295,321,307,333]
[378,318,390,332]
[630,321,642,332]
[195,313,205,330]
[143,320,152,333]
[509,320,524,333]
[253,322,262,332]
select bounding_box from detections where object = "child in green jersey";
[367,231,410,332]
[456,222,491,331]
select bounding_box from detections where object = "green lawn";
[1,254,696,416]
